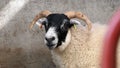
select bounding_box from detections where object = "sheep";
[49,23,108,68]
[29,10,119,68]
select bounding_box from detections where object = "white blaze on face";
[45,27,58,48]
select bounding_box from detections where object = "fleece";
[50,23,118,68]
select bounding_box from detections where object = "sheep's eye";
[62,26,66,31]
[46,23,48,27]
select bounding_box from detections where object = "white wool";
[50,23,120,68]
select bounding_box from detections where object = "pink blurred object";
[102,9,120,68]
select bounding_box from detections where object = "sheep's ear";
[70,19,81,25]
[35,18,47,28]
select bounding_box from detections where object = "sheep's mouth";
[48,46,55,50]
[46,44,57,50]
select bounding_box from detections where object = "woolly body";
[51,23,108,68]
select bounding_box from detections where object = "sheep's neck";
[57,30,71,51]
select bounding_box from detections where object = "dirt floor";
[0,0,120,68]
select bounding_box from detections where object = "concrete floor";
[0,0,120,68]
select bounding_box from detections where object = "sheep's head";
[30,10,92,50]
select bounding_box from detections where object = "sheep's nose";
[45,37,55,42]
[45,37,55,45]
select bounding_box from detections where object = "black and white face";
[42,14,73,49]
